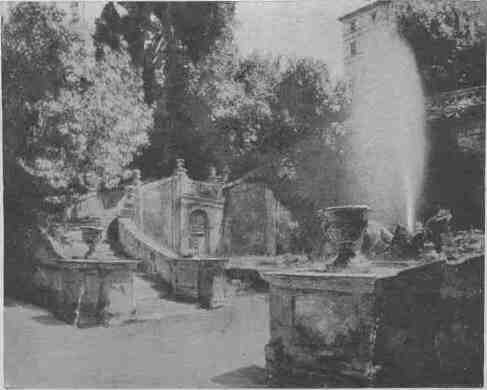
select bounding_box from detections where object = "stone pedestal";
[262,256,483,387]
[169,258,229,308]
[34,258,138,327]
[263,269,387,387]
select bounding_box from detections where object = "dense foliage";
[94,2,236,178]
[396,0,486,93]
[198,54,350,253]
[94,2,351,251]
[3,3,153,216]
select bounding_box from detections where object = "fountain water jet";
[347,25,426,232]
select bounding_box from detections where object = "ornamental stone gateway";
[118,159,229,308]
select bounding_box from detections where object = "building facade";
[339,0,395,82]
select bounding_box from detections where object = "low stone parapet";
[118,218,229,308]
[33,258,138,327]
[169,258,228,308]
[262,256,483,387]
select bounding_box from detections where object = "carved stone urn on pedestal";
[321,205,369,267]
[80,224,104,259]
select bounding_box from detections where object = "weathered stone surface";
[130,162,225,257]
[118,218,229,308]
[221,182,295,256]
[32,259,138,327]
[263,256,483,387]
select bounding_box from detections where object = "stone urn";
[80,225,104,259]
[321,205,369,267]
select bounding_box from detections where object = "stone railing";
[118,218,229,308]
[426,86,485,119]
[118,217,178,281]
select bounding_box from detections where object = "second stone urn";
[81,225,104,259]
[321,205,370,267]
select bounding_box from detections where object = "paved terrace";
[5,293,269,388]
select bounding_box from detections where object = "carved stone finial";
[209,165,218,181]
[133,169,141,184]
[175,158,187,175]
[222,165,231,182]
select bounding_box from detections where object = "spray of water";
[348,26,426,232]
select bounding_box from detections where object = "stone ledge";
[261,260,442,294]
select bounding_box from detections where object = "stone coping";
[173,257,228,262]
[323,204,370,211]
[261,260,444,293]
[41,257,139,270]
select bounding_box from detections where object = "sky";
[3,0,371,77]
[233,0,369,78]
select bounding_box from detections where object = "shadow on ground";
[31,314,66,326]
[211,365,268,388]
[136,272,203,305]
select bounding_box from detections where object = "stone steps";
[134,274,162,301]
[133,273,201,321]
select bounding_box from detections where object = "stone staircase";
[133,273,202,321]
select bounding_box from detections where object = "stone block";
[263,257,483,387]
[34,259,137,327]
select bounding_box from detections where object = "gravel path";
[4,294,269,388]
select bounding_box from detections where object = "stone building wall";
[139,179,174,249]
[340,0,395,81]
[221,182,295,256]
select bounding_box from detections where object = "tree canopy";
[3,3,153,217]
[94,2,236,178]
[396,0,486,93]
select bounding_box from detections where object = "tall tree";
[3,2,153,218]
[94,2,236,178]
[196,53,350,253]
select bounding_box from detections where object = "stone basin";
[34,257,139,327]
[262,255,483,387]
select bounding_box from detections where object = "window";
[350,20,357,32]
[350,41,357,56]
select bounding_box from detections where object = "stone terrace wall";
[118,217,177,282]
[222,182,295,256]
[374,256,483,386]
[138,179,174,250]
[118,217,229,308]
